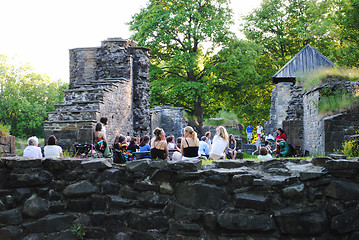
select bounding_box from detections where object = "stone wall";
[151,106,187,139]
[1,156,359,239]
[44,38,151,150]
[265,82,293,136]
[0,136,15,157]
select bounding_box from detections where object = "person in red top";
[274,128,287,157]
[275,128,287,141]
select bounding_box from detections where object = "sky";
[0,0,262,82]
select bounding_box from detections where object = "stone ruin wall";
[0,136,15,157]
[151,106,187,139]
[44,38,151,150]
[0,156,359,239]
[265,82,293,136]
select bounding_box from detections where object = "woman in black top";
[127,137,139,153]
[181,126,199,160]
[150,128,169,160]
[227,134,237,159]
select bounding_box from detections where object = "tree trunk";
[194,98,204,136]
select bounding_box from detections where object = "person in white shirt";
[100,117,108,138]
[209,126,229,159]
[23,136,43,158]
[256,123,263,137]
[198,136,210,158]
[257,147,273,160]
[44,135,63,158]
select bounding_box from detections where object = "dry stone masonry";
[0,156,359,239]
[44,38,151,150]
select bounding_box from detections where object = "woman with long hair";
[209,126,229,159]
[139,135,151,152]
[181,126,199,160]
[227,134,237,159]
[150,128,169,160]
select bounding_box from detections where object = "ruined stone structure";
[44,38,151,150]
[0,136,15,157]
[151,106,187,139]
[265,45,359,155]
[0,156,359,239]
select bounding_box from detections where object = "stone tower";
[44,38,151,150]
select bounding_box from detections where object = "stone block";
[63,180,98,197]
[127,210,169,232]
[46,229,78,240]
[213,160,247,169]
[168,221,201,236]
[326,159,359,170]
[0,226,22,240]
[109,196,132,209]
[175,183,226,210]
[274,208,328,235]
[159,182,174,195]
[217,212,275,231]
[234,193,270,210]
[133,181,159,192]
[231,174,254,188]
[22,197,49,218]
[137,192,169,208]
[299,171,327,181]
[5,158,42,168]
[23,214,75,233]
[176,171,203,181]
[101,181,120,195]
[311,157,331,167]
[8,170,53,188]
[331,208,359,233]
[91,195,109,211]
[126,160,150,172]
[81,159,112,169]
[150,169,175,182]
[325,180,359,200]
[42,159,82,170]
[174,203,202,221]
[49,201,67,213]
[169,159,202,172]
[14,188,33,203]
[0,208,23,225]
[282,184,304,199]
[67,199,92,212]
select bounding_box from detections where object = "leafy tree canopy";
[0,55,68,138]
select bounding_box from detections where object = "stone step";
[48,109,99,122]
[53,101,102,112]
[72,78,129,89]
[64,91,105,104]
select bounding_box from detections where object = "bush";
[0,124,10,136]
[341,140,359,157]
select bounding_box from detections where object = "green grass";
[318,92,359,114]
[0,124,10,136]
[297,67,359,92]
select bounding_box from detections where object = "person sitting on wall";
[275,139,291,158]
[94,123,112,158]
[181,126,199,160]
[227,134,237,159]
[150,128,169,160]
[171,137,183,161]
[23,136,43,158]
[205,131,212,150]
[167,135,178,150]
[100,117,108,138]
[199,136,210,159]
[44,135,63,158]
[257,147,273,160]
[209,126,229,160]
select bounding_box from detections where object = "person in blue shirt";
[246,123,254,144]
[139,135,151,152]
[199,136,210,159]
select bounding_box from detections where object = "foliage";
[71,224,86,240]
[318,92,358,113]
[340,139,359,157]
[242,0,337,69]
[0,55,68,138]
[297,67,359,91]
[0,123,10,136]
[129,0,235,133]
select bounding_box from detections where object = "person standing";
[256,123,263,137]
[246,124,254,144]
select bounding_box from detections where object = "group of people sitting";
[98,124,239,162]
[251,127,293,160]
[23,135,63,158]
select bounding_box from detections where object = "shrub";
[0,124,10,136]
[340,140,359,157]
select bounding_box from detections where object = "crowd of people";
[22,116,292,161]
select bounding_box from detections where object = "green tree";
[0,55,68,137]
[209,39,275,126]
[242,0,337,69]
[129,0,233,133]
[335,0,359,67]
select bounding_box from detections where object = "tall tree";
[129,0,233,134]
[242,0,337,69]
[0,55,68,137]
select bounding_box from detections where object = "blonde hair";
[216,126,229,142]
[184,126,199,144]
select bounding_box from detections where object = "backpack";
[113,149,126,164]
[288,143,296,157]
